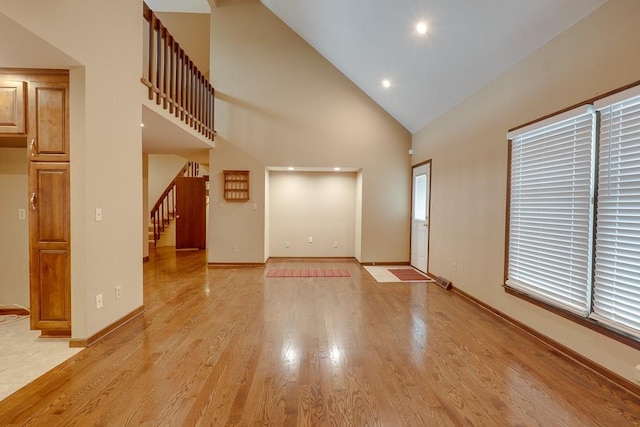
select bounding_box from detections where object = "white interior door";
[411,162,430,272]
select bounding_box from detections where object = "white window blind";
[592,92,640,335]
[507,107,595,315]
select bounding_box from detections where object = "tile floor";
[0,315,82,401]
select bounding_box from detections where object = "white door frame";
[411,161,431,273]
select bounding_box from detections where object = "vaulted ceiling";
[147,0,608,133]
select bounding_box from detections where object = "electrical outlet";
[334,241,338,248]
[232,245,238,253]
[115,285,122,300]
[285,241,290,248]
[635,365,640,383]
[308,237,313,243]
[453,263,458,272]
[18,209,26,220]
[96,293,103,309]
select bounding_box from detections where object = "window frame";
[504,80,640,351]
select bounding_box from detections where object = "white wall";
[0,148,29,308]
[269,171,356,257]
[412,0,640,383]
[148,154,188,214]
[209,0,411,264]
[0,0,144,338]
[155,12,210,77]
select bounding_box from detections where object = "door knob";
[176,215,180,219]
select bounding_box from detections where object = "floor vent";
[435,276,453,290]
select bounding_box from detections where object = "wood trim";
[508,79,640,133]
[40,329,70,338]
[69,305,145,348]
[269,257,357,261]
[0,307,30,316]
[504,287,640,350]
[208,262,265,268]
[358,261,410,266]
[504,140,513,285]
[411,159,431,168]
[210,258,360,268]
[0,68,69,81]
[452,285,640,398]
[143,256,150,262]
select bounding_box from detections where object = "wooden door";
[29,162,71,336]
[28,81,69,161]
[0,80,26,134]
[175,177,206,250]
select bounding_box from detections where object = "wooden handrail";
[150,161,200,245]
[142,3,215,142]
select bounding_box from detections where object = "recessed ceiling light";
[333,167,341,171]
[416,22,428,35]
[287,167,295,171]
[382,79,391,89]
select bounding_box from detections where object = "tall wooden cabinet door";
[29,162,71,335]
[28,81,69,161]
[0,80,26,134]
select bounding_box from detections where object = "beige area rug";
[364,266,435,283]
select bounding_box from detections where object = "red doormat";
[266,268,351,278]
[388,268,432,281]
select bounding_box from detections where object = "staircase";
[149,161,200,246]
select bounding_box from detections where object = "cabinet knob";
[29,139,37,157]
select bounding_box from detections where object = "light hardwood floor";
[1,248,639,425]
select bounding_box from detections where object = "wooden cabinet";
[0,80,26,134]
[1,69,72,337]
[223,170,250,201]
[28,81,69,161]
[29,162,71,336]
[26,76,71,336]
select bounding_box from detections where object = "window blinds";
[507,107,595,315]
[592,92,640,335]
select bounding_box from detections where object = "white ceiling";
[260,0,607,133]
[148,0,607,133]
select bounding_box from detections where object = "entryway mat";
[266,268,351,278]
[364,266,434,283]
[389,268,432,281]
